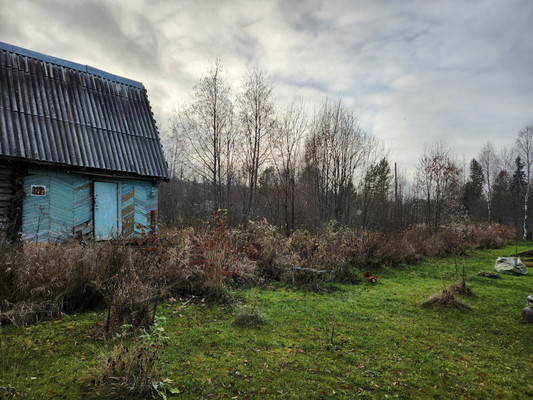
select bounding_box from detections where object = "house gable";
[0,41,169,180]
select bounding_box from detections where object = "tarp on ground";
[494,257,528,275]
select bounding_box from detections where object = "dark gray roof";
[0,42,169,180]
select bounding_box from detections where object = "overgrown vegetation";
[0,216,521,397]
[0,221,516,325]
[1,243,531,399]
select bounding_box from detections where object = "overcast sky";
[1,0,532,175]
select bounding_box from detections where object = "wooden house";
[0,42,169,242]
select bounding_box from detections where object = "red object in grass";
[363,271,378,284]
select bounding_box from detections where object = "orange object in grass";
[363,271,377,284]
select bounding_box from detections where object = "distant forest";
[158,60,533,239]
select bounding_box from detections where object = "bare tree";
[499,146,516,176]
[270,98,307,234]
[478,142,499,224]
[173,59,234,211]
[304,98,369,225]
[237,67,276,219]
[158,125,186,226]
[164,111,191,181]
[516,126,533,240]
[416,139,461,230]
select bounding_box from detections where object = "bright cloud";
[0,0,531,173]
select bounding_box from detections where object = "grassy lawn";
[1,244,532,399]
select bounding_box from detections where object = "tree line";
[159,59,533,238]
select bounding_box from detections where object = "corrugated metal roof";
[0,42,169,180]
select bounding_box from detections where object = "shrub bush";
[0,217,519,325]
[240,220,292,282]
[88,317,168,398]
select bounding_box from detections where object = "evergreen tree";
[510,157,526,227]
[491,170,511,224]
[511,156,526,193]
[463,158,484,218]
[361,158,392,228]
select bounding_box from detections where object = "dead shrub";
[386,231,419,264]
[0,300,63,326]
[0,217,518,325]
[0,239,20,301]
[60,278,107,314]
[87,318,168,399]
[349,229,385,269]
[449,280,476,297]
[422,287,472,310]
[241,221,292,282]
[183,212,262,301]
[0,241,107,324]
[287,229,315,262]
[465,223,517,249]
[288,223,356,283]
[107,280,157,332]
[389,223,516,262]
[0,239,164,325]
[449,262,476,297]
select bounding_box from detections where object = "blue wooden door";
[94,182,118,240]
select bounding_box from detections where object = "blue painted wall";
[22,167,158,242]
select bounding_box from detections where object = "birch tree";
[304,99,369,225]
[270,99,307,234]
[174,59,234,211]
[479,142,499,224]
[416,139,461,230]
[237,67,275,218]
[516,126,533,240]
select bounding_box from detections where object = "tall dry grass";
[0,221,517,324]
[245,222,517,283]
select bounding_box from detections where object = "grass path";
[1,244,532,399]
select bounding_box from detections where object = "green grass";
[1,244,532,399]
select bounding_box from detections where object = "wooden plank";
[49,174,76,241]
[291,266,335,285]
[292,266,333,274]
[73,177,92,225]
[121,189,134,202]
[73,182,90,192]
[121,203,134,216]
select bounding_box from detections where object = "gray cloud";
[0,0,531,171]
